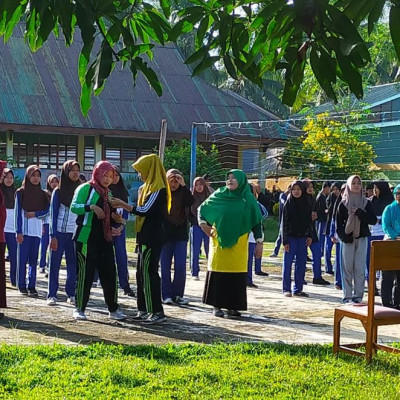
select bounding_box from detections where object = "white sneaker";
[73,309,87,320]
[163,297,174,305]
[174,296,189,305]
[109,308,126,321]
[67,296,76,305]
[47,297,57,306]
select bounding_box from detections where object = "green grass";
[0,343,399,399]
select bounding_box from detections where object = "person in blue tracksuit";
[161,169,194,305]
[381,183,400,309]
[15,165,50,296]
[281,180,312,297]
[366,181,393,286]
[247,185,268,288]
[302,179,330,285]
[46,161,81,306]
[0,168,17,286]
[39,174,59,273]
[109,167,135,297]
[316,181,331,270]
[189,176,211,280]
[330,184,346,290]
[270,186,290,257]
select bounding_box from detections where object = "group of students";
[0,155,267,322]
[276,176,400,308]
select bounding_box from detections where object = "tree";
[163,139,225,184]
[281,113,377,180]
[1,1,398,114]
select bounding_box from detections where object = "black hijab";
[109,167,129,203]
[285,180,311,232]
[59,160,81,207]
[371,180,393,216]
[0,168,16,209]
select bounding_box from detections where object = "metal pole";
[190,124,197,189]
[158,119,168,162]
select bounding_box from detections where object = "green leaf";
[390,3,400,62]
[223,54,238,80]
[185,46,208,64]
[134,57,163,96]
[93,42,114,91]
[196,15,211,49]
[160,0,171,19]
[336,52,363,99]
[250,1,285,30]
[368,0,385,35]
[192,56,220,76]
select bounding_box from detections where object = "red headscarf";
[89,161,114,242]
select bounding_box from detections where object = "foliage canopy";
[0,1,398,114]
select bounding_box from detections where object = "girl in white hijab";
[335,175,377,304]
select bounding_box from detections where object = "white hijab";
[342,175,368,238]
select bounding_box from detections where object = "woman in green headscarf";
[199,170,263,318]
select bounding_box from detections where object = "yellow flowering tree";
[282,113,377,180]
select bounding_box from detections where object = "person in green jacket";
[70,161,126,321]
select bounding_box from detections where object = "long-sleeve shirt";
[131,188,168,246]
[336,201,377,243]
[281,205,312,245]
[49,188,77,236]
[382,202,400,240]
[15,191,49,238]
[316,192,328,222]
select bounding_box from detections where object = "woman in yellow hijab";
[111,154,170,324]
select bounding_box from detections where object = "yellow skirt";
[208,233,249,273]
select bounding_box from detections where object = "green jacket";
[70,183,101,244]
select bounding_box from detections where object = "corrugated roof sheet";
[309,83,400,115]
[0,26,295,140]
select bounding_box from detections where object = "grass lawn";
[0,343,399,399]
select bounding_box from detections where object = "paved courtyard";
[1,255,399,347]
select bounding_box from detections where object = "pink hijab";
[89,161,114,242]
[342,175,368,238]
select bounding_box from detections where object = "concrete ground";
[1,256,399,346]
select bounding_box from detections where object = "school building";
[0,25,299,198]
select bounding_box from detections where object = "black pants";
[137,242,163,314]
[75,239,118,313]
[381,270,400,307]
[0,242,6,308]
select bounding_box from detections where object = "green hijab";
[199,169,262,248]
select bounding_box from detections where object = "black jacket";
[336,201,377,243]
[316,191,328,222]
[281,199,312,245]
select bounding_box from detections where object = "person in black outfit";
[316,181,331,271]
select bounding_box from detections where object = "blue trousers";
[39,223,49,268]
[5,232,17,286]
[47,232,77,298]
[247,242,262,284]
[282,236,307,294]
[317,221,326,257]
[113,228,130,291]
[324,236,334,273]
[161,240,187,300]
[366,235,384,283]
[273,234,282,256]
[309,241,322,279]
[190,225,209,277]
[334,242,342,288]
[17,236,40,290]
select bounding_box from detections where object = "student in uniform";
[110,154,171,324]
[302,179,330,285]
[109,167,135,297]
[199,170,263,318]
[0,161,8,318]
[189,176,211,280]
[15,165,50,296]
[39,174,59,273]
[70,161,126,321]
[161,169,194,305]
[281,180,312,297]
[336,175,377,304]
[46,161,81,306]
[316,181,331,267]
[0,168,17,286]
[381,183,400,309]
[270,186,290,257]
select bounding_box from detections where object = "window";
[121,148,138,172]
